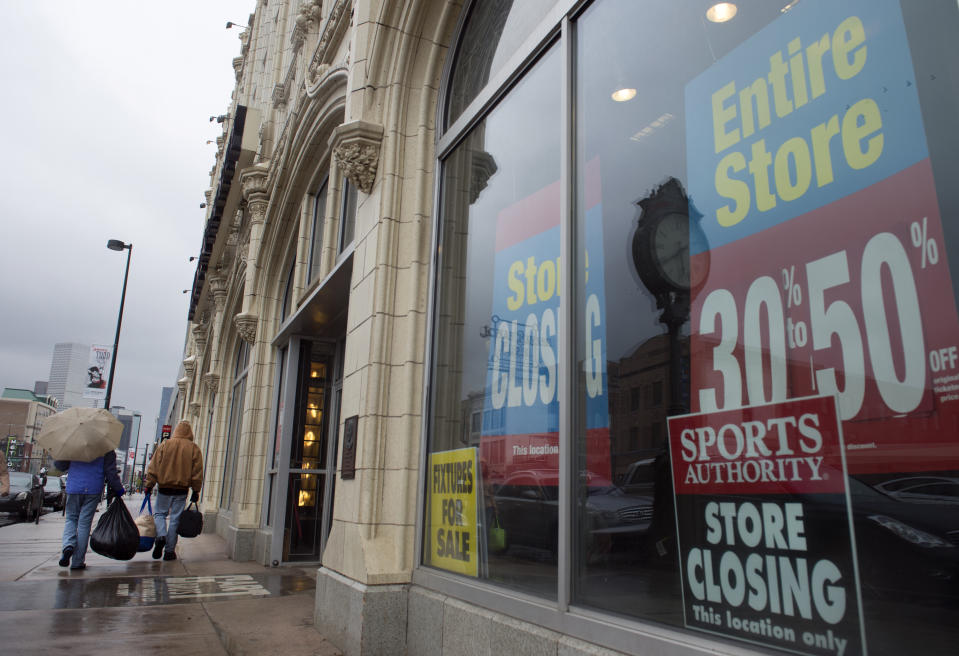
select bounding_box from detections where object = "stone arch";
[320,0,462,579]
[256,67,349,336]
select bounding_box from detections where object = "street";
[0,494,341,656]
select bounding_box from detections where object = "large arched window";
[425,1,959,654]
[221,338,250,510]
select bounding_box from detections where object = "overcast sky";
[0,1,254,438]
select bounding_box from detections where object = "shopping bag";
[89,497,139,561]
[176,501,203,538]
[488,515,507,553]
[135,495,156,552]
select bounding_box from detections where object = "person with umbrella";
[36,408,126,570]
[53,450,125,569]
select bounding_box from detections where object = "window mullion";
[557,14,574,613]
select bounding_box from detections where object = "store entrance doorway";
[270,337,344,563]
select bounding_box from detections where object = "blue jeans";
[62,494,100,567]
[153,493,187,553]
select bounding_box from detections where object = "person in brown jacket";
[144,420,203,561]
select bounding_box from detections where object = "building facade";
[47,342,97,410]
[176,1,959,655]
[0,389,57,473]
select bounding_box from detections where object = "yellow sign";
[426,447,478,577]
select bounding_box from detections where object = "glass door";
[283,340,334,561]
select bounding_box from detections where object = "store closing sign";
[685,0,959,475]
[427,447,479,577]
[668,396,866,656]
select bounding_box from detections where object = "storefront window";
[338,178,357,254]
[427,44,561,597]
[281,259,295,321]
[221,339,250,510]
[428,1,959,654]
[308,179,328,283]
[445,0,561,128]
[572,1,959,653]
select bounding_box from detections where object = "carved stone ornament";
[209,273,228,312]
[177,377,188,396]
[189,401,201,417]
[296,0,323,31]
[272,82,288,108]
[306,0,348,87]
[232,55,244,80]
[234,312,258,345]
[306,62,331,89]
[203,372,221,395]
[192,324,208,354]
[183,355,197,378]
[331,120,385,195]
[470,150,498,204]
[240,165,270,223]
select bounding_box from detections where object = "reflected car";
[844,477,959,602]
[43,476,66,511]
[0,472,40,518]
[873,476,959,505]
[620,457,658,496]
[492,470,654,556]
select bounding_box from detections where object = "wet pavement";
[0,571,315,611]
[0,494,341,656]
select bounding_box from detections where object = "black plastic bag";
[90,497,139,561]
[177,501,203,538]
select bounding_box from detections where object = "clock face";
[653,212,691,289]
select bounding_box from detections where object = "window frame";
[308,176,329,284]
[221,338,251,511]
[418,1,800,655]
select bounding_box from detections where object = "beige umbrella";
[36,407,123,462]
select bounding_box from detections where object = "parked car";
[43,475,66,511]
[0,472,42,519]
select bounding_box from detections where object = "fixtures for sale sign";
[668,396,867,656]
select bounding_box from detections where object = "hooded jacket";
[145,421,203,495]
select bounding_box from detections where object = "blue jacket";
[54,450,124,496]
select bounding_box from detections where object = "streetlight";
[104,239,132,412]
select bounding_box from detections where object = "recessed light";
[611,88,637,102]
[706,2,738,23]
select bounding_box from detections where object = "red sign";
[161,424,172,440]
[667,396,867,656]
[669,396,847,496]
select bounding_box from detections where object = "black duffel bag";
[90,497,139,560]
[177,501,203,538]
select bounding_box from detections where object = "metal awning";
[188,105,261,321]
[272,251,353,345]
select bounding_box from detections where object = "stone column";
[234,164,271,344]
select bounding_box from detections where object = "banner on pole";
[83,344,113,400]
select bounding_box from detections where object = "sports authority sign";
[668,396,867,656]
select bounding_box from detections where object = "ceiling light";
[611,88,637,102]
[706,2,738,23]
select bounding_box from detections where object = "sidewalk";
[0,493,341,656]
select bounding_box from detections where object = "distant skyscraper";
[154,386,174,442]
[47,343,96,410]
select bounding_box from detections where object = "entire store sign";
[427,447,480,576]
[668,396,867,656]
[685,0,959,473]
[480,160,611,481]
